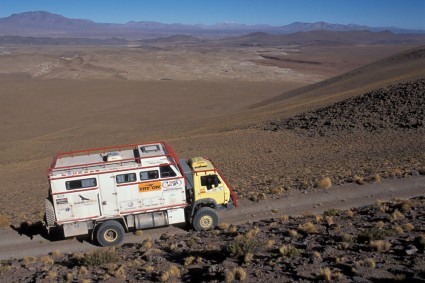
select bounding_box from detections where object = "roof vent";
[106,152,122,162]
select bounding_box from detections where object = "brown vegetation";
[0,197,424,282]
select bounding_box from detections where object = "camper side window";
[160,165,177,178]
[140,170,159,181]
[116,173,137,184]
[65,178,97,190]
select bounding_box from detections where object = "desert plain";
[0,37,424,282]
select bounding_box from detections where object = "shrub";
[317,177,332,189]
[160,265,181,282]
[364,258,376,268]
[373,174,382,182]
[233,267,247,280]
[271,186,284,194]
[403,223,415,231]
[319,267,332,282]
[82,248,120,266]
[353,175,365,185]
[244,252,254,263]
[391,210,405,221]
[289,229,299,238]
[39,255,54,265]
[23,256,37,264]
[370,240,391,252]
[357,227,394,243]
[226,234,263,258]
[324,208,340,217]
[184,256,195,266]
[279,244,302,258]
[219,222,230,230]
[298,221,317,234]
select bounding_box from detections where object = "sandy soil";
[0,44,423,225]
[0,39,424,282]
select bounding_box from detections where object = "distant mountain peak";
[0,11,422,38]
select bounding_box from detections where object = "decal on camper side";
[138,181,162,192]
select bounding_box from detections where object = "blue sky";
[0,0,424,29]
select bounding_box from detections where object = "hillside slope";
[262,79,425,136]
[246,46,425,123]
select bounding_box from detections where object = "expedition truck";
[45,141,238,246]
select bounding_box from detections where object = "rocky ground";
[1,197,424,282]
[262,78,425,136]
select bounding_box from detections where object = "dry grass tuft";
[23,256,38,264]
[373,173,382,182]
[219,222,230,230]
[298,221,318,234]
[353,175,365,185]
[403,223,415,231]
[364,258,376,268]
[370,240,391,252]
[135,230,144,236]
[376,200,389,213]
[393,225,404,234]
[280,215,289,222]
[228,225,238,233]
[271,186,284,194]
[346,210,354,217]
[233,267,247,280]
[184,256,195,266]
[79,266,89,275]
[142,237,153,249]
[319,267,332,282]
[279,244,302,258]
[375,221,385,229]
[112,265,127,279]
[265,239,275,249]
[160,265,181,282]
[39,255,54,265]
[244,252,254,263]
[289,229,299,238]
[391,210,405,221]
[246,227,260,238]
[0,215,10,228]
[317,177,332,189]
[82,248,120,266]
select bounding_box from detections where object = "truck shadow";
[10,221,62,242]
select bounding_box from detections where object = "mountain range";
[0,11,423,39]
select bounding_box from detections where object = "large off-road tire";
[96,220,125,247]
[193,207,218,231]
[45,198,56,227]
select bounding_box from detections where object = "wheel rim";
[199,215,213,229]
[104,229,118,242]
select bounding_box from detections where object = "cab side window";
[140,170,159,181]
[160,165,177,178]
[116,173,136,184]
[201,175,221,190]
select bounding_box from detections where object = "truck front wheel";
[193,207,218,231]
[96,220,125,246]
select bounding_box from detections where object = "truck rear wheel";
[96,220,125,247]
[193,207,218,231]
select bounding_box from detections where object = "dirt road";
[0,176,423,260]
